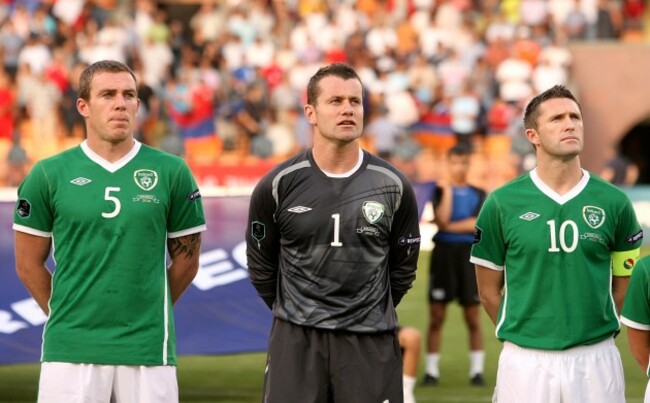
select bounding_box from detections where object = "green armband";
[611,248,641,276]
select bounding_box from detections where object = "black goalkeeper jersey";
[246,149,421,332]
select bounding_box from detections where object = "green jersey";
[13,141,206,366]
[470,169,643,350]
[621,256,650,376]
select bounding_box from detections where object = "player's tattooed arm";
[168,233,202,304]
[168,233,202,260]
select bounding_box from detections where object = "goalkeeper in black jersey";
[246,63,421,403]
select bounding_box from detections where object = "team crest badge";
[362,201,385,224]
[134,169,158,191]
[582,206,606,229]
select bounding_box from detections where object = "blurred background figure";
[600,146,639,186]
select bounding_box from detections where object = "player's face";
[304,76,364,145]
[526,97,583,160]
[77,71,140,145]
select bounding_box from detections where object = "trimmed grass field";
[0,251,647,402]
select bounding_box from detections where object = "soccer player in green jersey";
[13,60,206,402]
[621,255,650,401]
[470,85,643,403]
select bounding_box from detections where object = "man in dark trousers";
[246,63,421,403]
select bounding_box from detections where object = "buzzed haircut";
[78,60,138,101]
[523,85,582,130]
[306,63,363,106]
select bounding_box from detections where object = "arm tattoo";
[168,233,201,260]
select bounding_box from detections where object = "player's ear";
[525,128,539,148]
[76,98,90,118]
[304,104,317,125]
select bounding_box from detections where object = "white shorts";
[493,337,625,403]
[38,362,178,403]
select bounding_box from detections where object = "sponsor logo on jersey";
[133,195,160,203]
[288,206,312,213]
[357,226,380,237]
[627,230,644,244]
[251,221,265,242]
[582,206,605,229]
[188,189,202,201]
[519,212,540,221]
[473,226,482,244]
[134,169,158,191]
[362,201,384,224]
[624,258,636,270]
[70,177,92,186]
[16,199,31,218]
[580,232,607,245]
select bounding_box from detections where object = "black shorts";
[428,241,480,306]
[262,318,403,403]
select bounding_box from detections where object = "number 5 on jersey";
[103,187,121,218]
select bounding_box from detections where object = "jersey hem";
[621,316,650,331]
[469,256,504,271]
[12,224,52,238]
[168,224,207,238]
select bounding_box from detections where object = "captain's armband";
[611,248,641,276]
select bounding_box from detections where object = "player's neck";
[535,157,583,195]
[86,137,137,163]
[312,141,362,175]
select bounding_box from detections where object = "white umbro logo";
[70,177,92,186]
[288,206,312,213]
[519,212,540,221]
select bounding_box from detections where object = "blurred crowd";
[0,0,649,188]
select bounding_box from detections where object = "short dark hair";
[448,143,472,157]
[523,85,581,130]
[306,63,362,106]
[78,60,137,101]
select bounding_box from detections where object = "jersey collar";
[321,148,365,178]
[530,168,590,205]
[80,140,142,173]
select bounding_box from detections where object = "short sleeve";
[470,193,505,270]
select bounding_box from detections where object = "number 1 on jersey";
[331,213,343,247]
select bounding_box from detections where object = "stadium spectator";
[189,1,226,45]
[424,143,487,387]
[364,102,407,160]
[471,85,643,403]
[0,19,25,79]
[13,59,206,403]
[246,63,421,403]
[450,81,481,148]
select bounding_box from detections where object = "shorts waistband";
[503,337,615,358]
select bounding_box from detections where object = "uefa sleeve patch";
[398,235,421,246]
[626,230,643,244]
[473,226,483,244]
[16,199,31,218]
[187,189,202,201]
